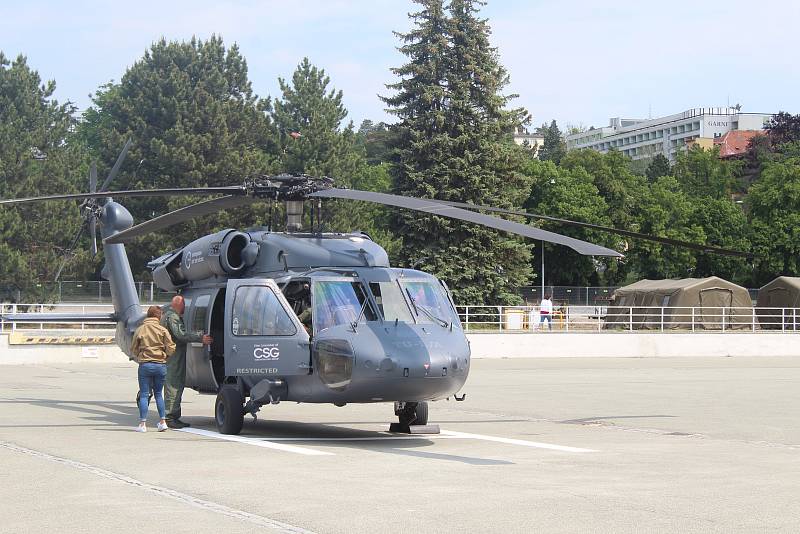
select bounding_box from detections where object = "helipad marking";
[181,427,594,453]
[178,428,334,456]
[440,430,597,452]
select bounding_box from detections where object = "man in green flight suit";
[162,295,212,429]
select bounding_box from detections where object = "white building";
[513,126,544,155]
[565,108,773,161]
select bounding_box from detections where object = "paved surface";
[1,357,799,533]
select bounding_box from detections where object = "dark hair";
[147,305,162,318]
[544,294,552,300]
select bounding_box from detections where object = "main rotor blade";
[99,138,132,192]
[0,186,245,206]
[310,189,622,257]
[103,195,260,244]
[438,201,753,258]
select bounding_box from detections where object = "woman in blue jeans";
[131,306,176,432]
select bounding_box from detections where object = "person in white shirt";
[539,294,553,331]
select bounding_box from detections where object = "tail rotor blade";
[55,225,86,282]
[89,162,97,193]
[89,217,98,257]
[99,138,132,192]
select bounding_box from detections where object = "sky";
[1,0,798,130]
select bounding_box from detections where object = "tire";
[412,401,428,426]
[215,387,244,435]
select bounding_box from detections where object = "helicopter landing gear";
[215,386,244,435]
[390,401,439,434]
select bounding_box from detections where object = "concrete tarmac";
[1,357,799,533]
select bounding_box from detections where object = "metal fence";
[458,305,800,333]
[0,281,176,304]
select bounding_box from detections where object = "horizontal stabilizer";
[1,312,117,323]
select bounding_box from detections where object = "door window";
[231,285,296,336]
[192,294,210,332]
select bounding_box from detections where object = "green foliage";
[0,52,92,293]
[537,120,566,165]
[524,159,617,285]
[689,197,751,281]
[273,57,360,179]
[78,36,279,275]
[627,176,704,279]
[384,0,533,304]
[671,145,743,198]
[645,154,671,182]
[747,157,800,285]
[357,120,395,165]
[272,58,398,254]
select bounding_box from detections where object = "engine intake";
[152,230,252,289]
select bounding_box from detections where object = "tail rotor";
[54,140,132,281]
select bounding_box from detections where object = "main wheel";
[215,387,244,435]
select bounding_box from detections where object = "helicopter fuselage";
[179,265,470,405]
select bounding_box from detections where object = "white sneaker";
[135,423,146,433]
[157,421,168,432]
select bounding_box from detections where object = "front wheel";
[412,401,428,426]
[215,387,244,435]
[396,401,429,426]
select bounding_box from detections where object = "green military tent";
[605,276,752,330]
[755,276,800,330]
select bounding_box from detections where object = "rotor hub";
[244,174,334,201]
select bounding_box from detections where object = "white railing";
[457,305,800,333]
[4,303,800,334]
[1,303,122,332]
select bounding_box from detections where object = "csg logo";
[254,344,280,361]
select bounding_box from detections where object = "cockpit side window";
[313,280,377,334]
[369,282,413,322]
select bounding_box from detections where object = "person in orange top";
[131,306,176,432]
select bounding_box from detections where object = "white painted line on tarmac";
[440,430,598,453]
[0,441,317,533]
[178,428,334,456]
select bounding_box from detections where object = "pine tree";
[0,52,91,293]
[384,0,533,304]
[271,58,398,252]
[272,58,361,179]
[79,36,279,275]
[538,120,566,164]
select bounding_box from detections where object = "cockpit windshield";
[369,282,414,322]
[313,280,376,334]
[399,280,459,326]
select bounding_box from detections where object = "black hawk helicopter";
[1,142,750,435]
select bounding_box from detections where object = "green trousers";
[164,346,187,421]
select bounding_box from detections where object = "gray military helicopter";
[1,142,750,435]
